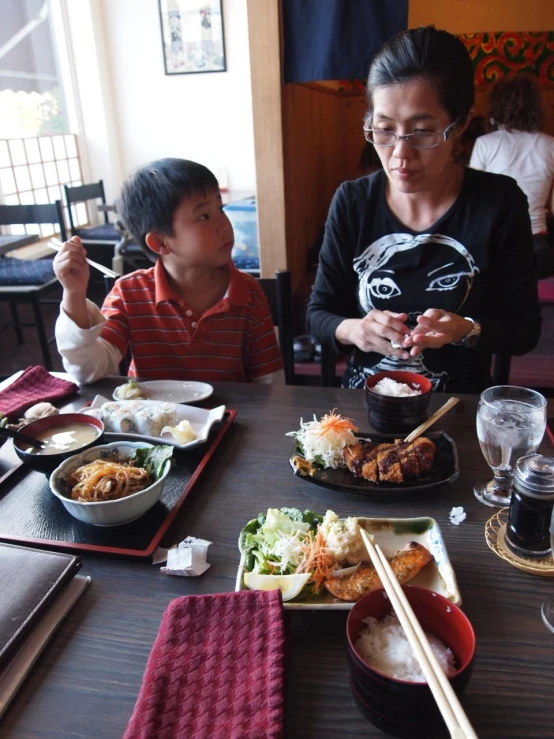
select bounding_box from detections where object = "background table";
[0,233,39,257]
[1,380,553,738]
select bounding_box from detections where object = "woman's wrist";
[335,319,355,346]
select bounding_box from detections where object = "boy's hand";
[53,237,90,294]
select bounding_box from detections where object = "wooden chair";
[64,180,120,245]
[258,270,296,384]
[0,201,67,370]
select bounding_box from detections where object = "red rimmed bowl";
[365,371,432,435]
[346,586,475,738]
[13,413,104,474]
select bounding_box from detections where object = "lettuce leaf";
[130,445,173,479]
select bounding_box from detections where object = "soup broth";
[27,423,100,455]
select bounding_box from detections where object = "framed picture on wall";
[158,0,226,75]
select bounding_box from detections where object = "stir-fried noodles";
[69,459,152,502]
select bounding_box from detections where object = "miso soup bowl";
[365,371,432,435]
[346,586,475,738]
[49,441,171,527]
[13,413,104,474]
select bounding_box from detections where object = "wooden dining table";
[1,378,553,738]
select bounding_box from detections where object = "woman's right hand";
[335,310,410,359]
[53,236,90,294]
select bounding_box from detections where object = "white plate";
[87,395,225,450]
[112,380,213,404]
[236,515,460,610]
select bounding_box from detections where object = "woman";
[306,26,541,392]
[470,75,554,279]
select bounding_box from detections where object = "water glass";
[474,385,547,508]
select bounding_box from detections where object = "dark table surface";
[1,379,554,738]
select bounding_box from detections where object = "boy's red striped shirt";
[100,261,283,381]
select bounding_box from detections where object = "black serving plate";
[289,430,459,497]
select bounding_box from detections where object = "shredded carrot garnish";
[298,529,336,594]
[317,409,358,437]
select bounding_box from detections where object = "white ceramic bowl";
[49,441,171,527]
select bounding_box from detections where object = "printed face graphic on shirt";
[353,233,479,326]
[349,233,479,390]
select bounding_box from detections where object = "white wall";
[66,0,256,202]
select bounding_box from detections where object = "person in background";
[470,75,554,279]
[307,26,541,393]
[54,158,283,384]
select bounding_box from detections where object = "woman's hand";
[335,310,411,359]
[404,309,474,355]
[53,237,90,294]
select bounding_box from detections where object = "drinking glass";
[474,385,547,508]
[540,507,554,634]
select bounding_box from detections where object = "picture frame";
[158,0,226,75]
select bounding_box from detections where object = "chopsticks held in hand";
[404,396,460,443]
[47,237,120,279]
[359,528,477,739]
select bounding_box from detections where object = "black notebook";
[0,542,90,717]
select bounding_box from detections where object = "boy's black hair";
[366,26,474,126]
[118,158,219,254]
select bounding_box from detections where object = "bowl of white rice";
[346,585,475,737]
[365,371,432,435]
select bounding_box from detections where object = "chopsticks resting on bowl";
[47,237,120,279]
[358,528,477,739]
[404,396,460,443]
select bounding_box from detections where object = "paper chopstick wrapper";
[156,536,212,576]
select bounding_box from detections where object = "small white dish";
[113,380,213,404]
[86,396,226,450]
[49,441,171,527]
[236,515,460,610]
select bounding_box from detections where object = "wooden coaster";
[485,508,554,577]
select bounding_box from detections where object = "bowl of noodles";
[49,441,173,526]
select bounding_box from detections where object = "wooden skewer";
[404,396,460,443]
[358,528,477,739]
[47,237,120,279]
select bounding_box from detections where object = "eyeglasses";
[363,122,457,149]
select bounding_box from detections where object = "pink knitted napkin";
[0,366,77,420]
[124,589,285,739]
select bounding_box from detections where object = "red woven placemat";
[0,366,77,420]
[124,589,285,739]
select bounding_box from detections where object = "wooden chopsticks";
[404,396,460,443]
[359,528,477,739]
[47,237,120,279]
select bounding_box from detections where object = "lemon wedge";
[243,572,311,602]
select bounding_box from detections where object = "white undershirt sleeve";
[55,300,123,384]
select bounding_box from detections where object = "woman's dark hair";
[488,75,544,132]
[118,158,219,253]
[366,26,474,125]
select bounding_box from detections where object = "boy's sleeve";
[99,281,132,357]
[55,300,122,384]
[246,286,285,380]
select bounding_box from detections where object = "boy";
[54,159,284,384]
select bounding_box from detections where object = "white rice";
[372,378,421,397]
[449,506,467,526]
[356,613,456,682]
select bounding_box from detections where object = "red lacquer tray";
[0,410,236,558]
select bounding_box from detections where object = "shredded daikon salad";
[286,409,359,469]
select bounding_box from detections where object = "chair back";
[64,180,109,233]
[0,201,67,241]
[257,270,295,384]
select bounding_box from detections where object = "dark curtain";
[282,0,408,83]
